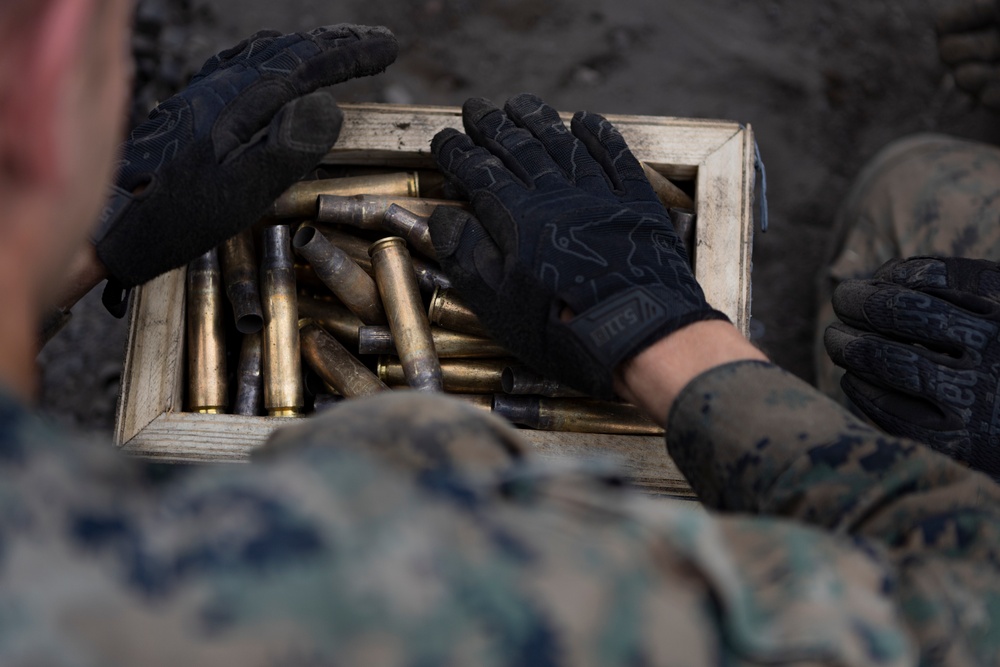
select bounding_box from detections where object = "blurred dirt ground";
[38,0,1000,435]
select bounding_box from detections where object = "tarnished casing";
[233,331,263,416]
[378,357,508,394]
[317,194,464,230]
[293,225,386,325]
[219,228,264,334]
[359,325,508,359]
[297,293,364,348]
[501,365,586,398]
[492,395,663,435]
[428,287,488,336]
[300,321,388,398]
[268,172,419,218]
[312,224,452,294]
[186,249,228,414]
[261,225,303,416]
[382,204,436,259]
[369,237,443,392]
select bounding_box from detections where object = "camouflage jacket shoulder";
[0,361,998,666]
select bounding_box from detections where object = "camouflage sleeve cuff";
[665,360,1000,529]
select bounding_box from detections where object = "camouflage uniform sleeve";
[668,360,1000,661]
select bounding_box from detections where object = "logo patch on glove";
[573,287,666,360]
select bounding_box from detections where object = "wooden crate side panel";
[115,267,187,446]
[694,129,754,334]
[120,412,693,496]
[328,103,741,180]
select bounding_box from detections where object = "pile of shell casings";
[185,168,663,436]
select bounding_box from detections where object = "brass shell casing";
[313,223,452,295]
[428,287,488,337]
[317,194,465,231]
[668,207,697,265]
[293,225,386,325]
[297,293,364,348]
[218,228,264,334]
[449,393,494,413]
[186,249,228,414]
[378,357,508,394]
[501,365,586,398]
[300,322,389,398]
[312,225,375,273]
[358,325,508,359]
[261,224,304,417]
[492,396,664,435]
[233,331,263,416]
[268,172,419,218]
[369,237,442,392]
[382,204,436,259]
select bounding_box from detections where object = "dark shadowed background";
[38,0,1000,435]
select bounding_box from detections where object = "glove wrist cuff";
[566,285,730,373]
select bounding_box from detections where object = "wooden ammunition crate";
[114,103,756,499]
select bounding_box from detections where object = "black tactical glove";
[825,257,1000,479]
[428,94,728,399]
[936,0,1000,112]
[95,24,398,314]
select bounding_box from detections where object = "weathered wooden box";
[114,103,756,498]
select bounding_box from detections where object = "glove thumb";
[428,205,505,292]
[227,87,344,166]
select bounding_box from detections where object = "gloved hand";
[428,94,728,399]
[936,0,1000,112]
[825,256,1000,479]
[95,24,398,314]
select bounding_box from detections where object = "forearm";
[668,362,1000,562]
[614,320,767,423]
[621,321,1000,551]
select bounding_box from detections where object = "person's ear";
[0,0,94,189]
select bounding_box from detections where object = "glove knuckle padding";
[829,256,1000,478]
[431,96,727,398]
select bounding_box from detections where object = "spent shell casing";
[233,331,263,416]
[261,224,304,417]
[359,325,508,359]
[186,249,228,414]
[378,357,508,394]
[492,395,664,435]
[300,322,389,398]
[297,293,363,348]
[370,237,443,392]
[219,228,264,334]
[501,365,586,398]
[412,257,452,295]
[268,172,419,218]
[641,162,694,210]
[293,225,387,325]
[668,207,697,265]
[382,204,436,259]
[312,225,374,273]
[312,223,451,294]
[449,393,494,413]
[317,194,465,230]
[428,287,488,337]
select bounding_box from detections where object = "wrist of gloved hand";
[824,256,1000,479]
[429,94,728,399]
[94,24,397,315]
